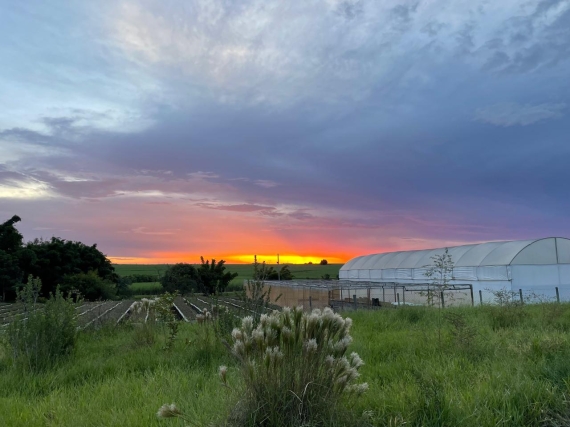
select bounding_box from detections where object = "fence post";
[470,285,474,307]
[479,290,483,305]
[341,287,344,310]
[394,287,397,302]
[397,293,400,306]
[382,287,385,303]
[402,288,406,305]
[556,287,560,303]
[519,289,524,304]
[353,294,357,311]
[440,291,445,308]
[309,295,312,309]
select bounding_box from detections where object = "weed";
[6,276,77,371]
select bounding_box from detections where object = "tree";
[22,237,118,297]
[424,248,454,347]
[161,263,200,295]
[320,259,328,265]
[197,257,238,294]
[0,216,25,300]
[0,215,23,253]
[0,216,117,301]
[0,251,22,301]
[424,248,454,308]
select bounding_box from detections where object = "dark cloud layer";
[1,0,570,260]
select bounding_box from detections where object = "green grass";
[115,263,342,285]
[0,324,231,426]
[2,303,570,426]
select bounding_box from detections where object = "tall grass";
[224,307,368,426]
[5,277,77,371]
[348,304,570,427]
[2,303,570,426]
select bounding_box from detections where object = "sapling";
[424,248,454,348]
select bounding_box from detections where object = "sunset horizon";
[2,0,569,268]
[108,254,349,265]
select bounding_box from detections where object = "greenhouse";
[339,237,570,304]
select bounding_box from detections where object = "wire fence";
[246,280,474,311]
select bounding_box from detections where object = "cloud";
[129,227,181,235]
[0,180,52,199]
[474,102,566,126]
[2,0,570,261]
[195,202,276,213]
[254,180,279,188]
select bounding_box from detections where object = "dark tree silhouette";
[197,257,238,294]
[0,216,25,300]
[161,263,200,295]
[23,237,118,298]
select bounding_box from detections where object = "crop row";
[0,301,135,330]
[1,294,276,331]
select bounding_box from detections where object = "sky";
[1,0,569,264]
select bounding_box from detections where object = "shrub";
[60,270,117,301]
[6,276,77,371]
[225,307,367,426]
[320,259,328,265]
[265,264,294,281]
[161,263,200,294]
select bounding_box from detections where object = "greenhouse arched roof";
[341,237,570,272]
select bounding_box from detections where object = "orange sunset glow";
[109,254,348,265]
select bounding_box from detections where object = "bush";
[265,264,294,280]
[60,270,117,301]
[161,263,200,294]
[225,307,368,426]
[320,259,328,265]
[6,276,77,371]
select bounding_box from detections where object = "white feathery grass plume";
[157,403,182,419]
[231,328,243,341]
[242,316,254,332]
[304,338,318,353]
[349,352,364,369]
[219,365,228,384]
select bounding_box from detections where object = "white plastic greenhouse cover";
[339,237,570,281]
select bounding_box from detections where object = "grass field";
[3,303,570,426]
[115,263,342,285]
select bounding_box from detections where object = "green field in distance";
[114,263,342,284]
